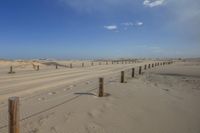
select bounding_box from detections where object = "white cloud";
[104,25,118,31]
[136,22,143,26]
[121,21,143,27]
[143,0,165,7]
[121,22,134,26]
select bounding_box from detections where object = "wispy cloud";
[135,22,143,26]
[121,22,134,26]
[105,21,144,32]
[104,25,118,31]
[121,21,143,30]
[143,0,165,7]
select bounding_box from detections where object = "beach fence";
[1,61,173,133]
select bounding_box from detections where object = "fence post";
[37,65,39,71]
[148,64,151,69]
[121,71,125,83]
[132,68,135,78]
[70,63,72,68]
[82,63,84,67]
[99,78,104,97]
[139,66,142,75]
[144,64,147,70]
[152,63,154,68]
[8,97,20,133]
[8,66,15,74]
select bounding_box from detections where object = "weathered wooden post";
[121,71,125,83]
[148,64,151,69]
[144,64,147,70]
[37,65,39,71]
[82,62,84,67]
[139,66,142,75]
[8,66,15,74]
[152,63,154,68]
[70,63,72,68]
[132,68,135,78]
[99,78,104,97]
[8,97,20,133]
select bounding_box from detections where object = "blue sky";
[0,0,200,59]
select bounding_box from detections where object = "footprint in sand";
[64,112,72,122]
[86,81,91,84]
[88,109,103,118]
[27,128,39,133]
[48,91,56,95]
[86,123,106,133]
[50,126,58,133]
[63,88,70,91]
[38,113,54,126]
[38,97,45,101]
[69,84,76,89]
[88,103,112,118]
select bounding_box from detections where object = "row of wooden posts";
[8,60,139,74]
[6,61,173,133]
[99,61,173,96]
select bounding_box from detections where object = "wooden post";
[121,71,125,83]
[8,97,20,133]
[148,64,151,69]
[9,66,13,73]
[144,65,147,70]
[82,63,84,67]
[99,78,104,97]
[106,61,108,65]
[37,65,39,71]
[8,66,15,74]
[152,63,154,68]
[139,66,142,75]
[70,63,72,68]
[132,68,135,78]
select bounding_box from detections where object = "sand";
[0,59,200,133]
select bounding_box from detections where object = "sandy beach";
[0,59,200,133]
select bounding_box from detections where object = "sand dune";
[0,59,200,133]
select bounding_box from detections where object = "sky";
[0,0,200,59]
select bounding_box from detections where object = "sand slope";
[0,60,200,133]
